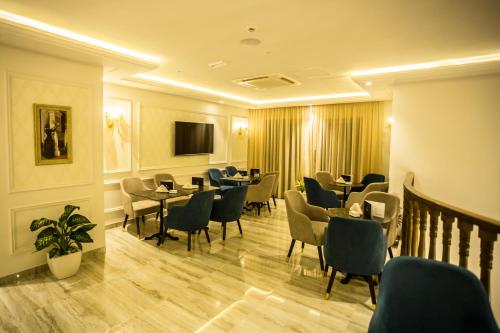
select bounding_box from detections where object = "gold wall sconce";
[387,116,394,130]
[237,126,248,136]
[104,108,123,129]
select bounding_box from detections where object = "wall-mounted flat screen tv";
[175,121,214,155]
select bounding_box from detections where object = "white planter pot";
[46,251,82,279]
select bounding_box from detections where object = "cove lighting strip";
[351,53,500,77]
[0,10,161,63]
[133,73,369,105]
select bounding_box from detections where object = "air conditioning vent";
[234,74,299,89]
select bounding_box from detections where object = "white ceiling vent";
[234,74,299,89]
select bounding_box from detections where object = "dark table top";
[220,176,251,182]
[131,185,214,201]
[330,182,363,188]
[327,208,390,226]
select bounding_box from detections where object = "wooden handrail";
[401,172,500,295]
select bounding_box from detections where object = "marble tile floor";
[0,199,377,332]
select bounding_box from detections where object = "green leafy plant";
[295,179,305,193]
[30,205,96,259]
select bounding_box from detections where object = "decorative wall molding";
[9,197,93,255]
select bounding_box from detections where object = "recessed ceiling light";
[365,81,373,86]
[0,10,161,63]
[240,38,261,46]
[219,100,225,104]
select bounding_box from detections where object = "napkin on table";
[234,172,243,179]
[349,203,363,217]
[155,185,168,193]
[336,177,346,184]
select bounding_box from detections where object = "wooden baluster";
[478,228,498,296]
[441,213,455,263]
[418,204,428,257]
[411,200,420,257]
[401,191,412,256]
[457,219,473,268]
[428,209,440,260]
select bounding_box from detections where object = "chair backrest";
[182,190,215,229]
[246,174,275,203]
[324,217,386,275]
[225,166,238,176]
[368,257,499,333]
[315,171,335,189]
[120,177,149,217]
[304,177,340,209]
[345,182,389,209]
[364,191,400,247]
[208,168,223,187]
[361,173,385,187]
[154,173,181,189]
[284,190,317,244]
[263,171,279,195]
[210,186,248,222]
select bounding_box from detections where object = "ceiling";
[1,0,500,107]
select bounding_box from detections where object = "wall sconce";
[237,126,248,136]
[387,116,394,129]
[104,107,123,129]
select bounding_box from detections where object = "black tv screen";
[175,121,214,155]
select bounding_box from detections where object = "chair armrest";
[306,203,330,222]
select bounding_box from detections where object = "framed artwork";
[33,104,72,165]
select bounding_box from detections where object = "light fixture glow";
[133,73,369,105]
[352,53,500,77]
[0,10,161,63]
[365,81,372,86]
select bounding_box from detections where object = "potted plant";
[295,179,305,193]
[30,205,96,279]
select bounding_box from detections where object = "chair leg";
[388,247,394,258]
[257,205,261,216]
[324,265,329,277]
[325,268,337,299]
[301,242,305,250]
[237,219,243,235]
[272,195,277,207]
[198,229,202,235]
[222,222,227,241]
[135,217,141,238]
[142,216,145,224]
[367,275,377,307]
[155,212,159,221]
[267,201,271,213]
[122,214,129,230]
[187,231,192,251]
[203,227,211,244]
[317,246,324,271]
[287,239,296,259]
[341,273,353,284]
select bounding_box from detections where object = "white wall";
[103,84,248,225]
[0,45,104,278]
[389,73,500,320]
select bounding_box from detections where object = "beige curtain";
[248,101,386,197]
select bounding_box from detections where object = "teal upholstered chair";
[369,257,499,333]
[351,173,385,192]
[225,165,238,176]
[163,190,215,251]
[208,168,236,194]
[210,186,248,241]
[304,177,341,209]
[324,217,387,306]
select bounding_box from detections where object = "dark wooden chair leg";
[197,229,202,235]
[122,214,129,229]
[142,216,145,224]
[187,231,192,251]
[155,212,159,221]
[237,219,243,235]
[272,195,277,207]
[324,264,329,276]
[203,227,210,244]
[301,242,305,250]
[325,269,337,299]
[388,247,394,258]
[257,205,261,216]
[267,201,271,213]
[287,239,296,259]
[341,273,353,284]
[317,246,324,271]
[367,275,377,306]
[222,222,227,241]
[135,217,141,238]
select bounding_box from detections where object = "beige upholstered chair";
[263,171,279,207]
[315,171,343,197]
[154,173,181,189]
[363,191,400,258]
[245,174,276,215]
[345,182,389,209]
[120,177,160,238]
[284,190,330,270]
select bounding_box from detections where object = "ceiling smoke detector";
[234,74,299,89]
[240,38,261,46]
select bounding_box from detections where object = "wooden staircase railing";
[401,172,500,295]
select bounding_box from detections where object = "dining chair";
[351,173,386,192]
[315,171,343,198]
[225,165,238,177]
[210,186,248,242]
[303,177,341,209]
[208,168,236,194]
[153,173,190,219]
[262,171,279,207]
[324,216,387,306]
[163,190,215,251]
[363,191,400,258]
[284,190,330,270]
[345,182,389,209]
[245,174,275,215]
[120,177,160,238]
[368,257,499,333]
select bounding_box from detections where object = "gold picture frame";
[33,104,72,165]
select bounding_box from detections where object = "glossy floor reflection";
[0,199,375,332]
